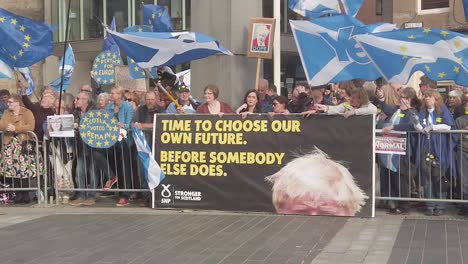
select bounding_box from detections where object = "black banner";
[154,114,374,217]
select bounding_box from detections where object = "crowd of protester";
[0,69,467,215]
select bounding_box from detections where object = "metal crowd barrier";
[0,131,43,205]
[45,130,151,205]
[376,130,468,205]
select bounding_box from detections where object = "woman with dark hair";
[197,84,233,114]
[236,89,261,116]
[378,87,421,214]
[415,89,455,216]
[271,96,290,114]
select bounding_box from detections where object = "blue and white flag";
[0,51,13,79]
[354,28,468,86]
[288,0,364,18]
[49,44,75,92]
[123,25,157,79]
[16,67,34,96]
[142,4,173,32]
[132,126,165,190]
[106,29,233,68]
[290,15,395,85]
[102,17,119,53]
[0,8,55,68]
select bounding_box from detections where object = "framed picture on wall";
[247,17,276,59]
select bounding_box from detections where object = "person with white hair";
[266,148,368,216]
[447,89,464,119]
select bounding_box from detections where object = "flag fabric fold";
[288,0,364,18]
[48,44,75,92]
[142,4,173,32]
[16,67,34,96]
[132,126,165,190]
[123,25,157,79]
[290,15,395,85]
[354,28,468,86]
[0,51,13,79]
[0,8,55,68]
[106,29,233,69]
[102,17,119,53]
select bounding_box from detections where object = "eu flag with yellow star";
[0,9,55,68]
[142,4,173,32]
[354,28,468,86]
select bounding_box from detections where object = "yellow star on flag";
[104,113,110,118]
[113,127,118,132]
[111,119,116,124]
[134,66,139,72]
[438,72,446,78]
[19,25,25,32]
[101,54,105,59]
[80,124,86,129]
[87,139,94,145]
[408,35,415,39]
[400,45,407,52]
[23,42,30,48]
[96,77,101,82]
[130,59,135,63]
[89,112,95,118]
[457,57,463,63]
[95,58,100,63]
[110,78,114,83]
[454,66,460,73]
[11,18,17,25]
[425,65,431,72]
[440,31,449,37]
[104,141,110,147]
[112,135,117,141]
[97,112,102,117]
[142,71,146,76]
[112,54,116,59]
[148,19,152,25]
[11,55,16,61]
[107,52,111,57]
[83,117,89,122]
[80,132,86,138]
[96,142,102,148]
[93,64,98,69]
[103,80,108,84]
[24,35,31,41]
[0,17,5,23]
[138,27,143,32]
[158,12,162,17]
[423,28,431,34]
[152,13,156,19]
[454,41,461,49]
[18,50,24,56]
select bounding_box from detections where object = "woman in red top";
[196,84,233,114]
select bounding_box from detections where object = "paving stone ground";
[0,207,467,264]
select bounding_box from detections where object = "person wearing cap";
[419,76,437,98]
[166,85,200,114]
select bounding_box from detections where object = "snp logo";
[320,26,369,65]
[160,184,172,204]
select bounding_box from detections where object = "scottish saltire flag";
[49,44,75,92]
[123,25,157,79]
[142,4,173,32]
[0,52,13,79]
[106,29,233,68]
[132,126,165,190]
[16,67,34,96]
[354,28,468,86]
[288,0,364,18]
[0,8,55,67]
[102,17,119,53]
[290,15,394,85]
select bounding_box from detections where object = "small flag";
[132,126,165,190]
[16,67,34,96]
[102,17,119,53]
[142,4,173,32]
[288,0,364,18]
[48,44,75,92]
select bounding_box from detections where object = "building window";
[421,0,449,10]
[376,0,383,16]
